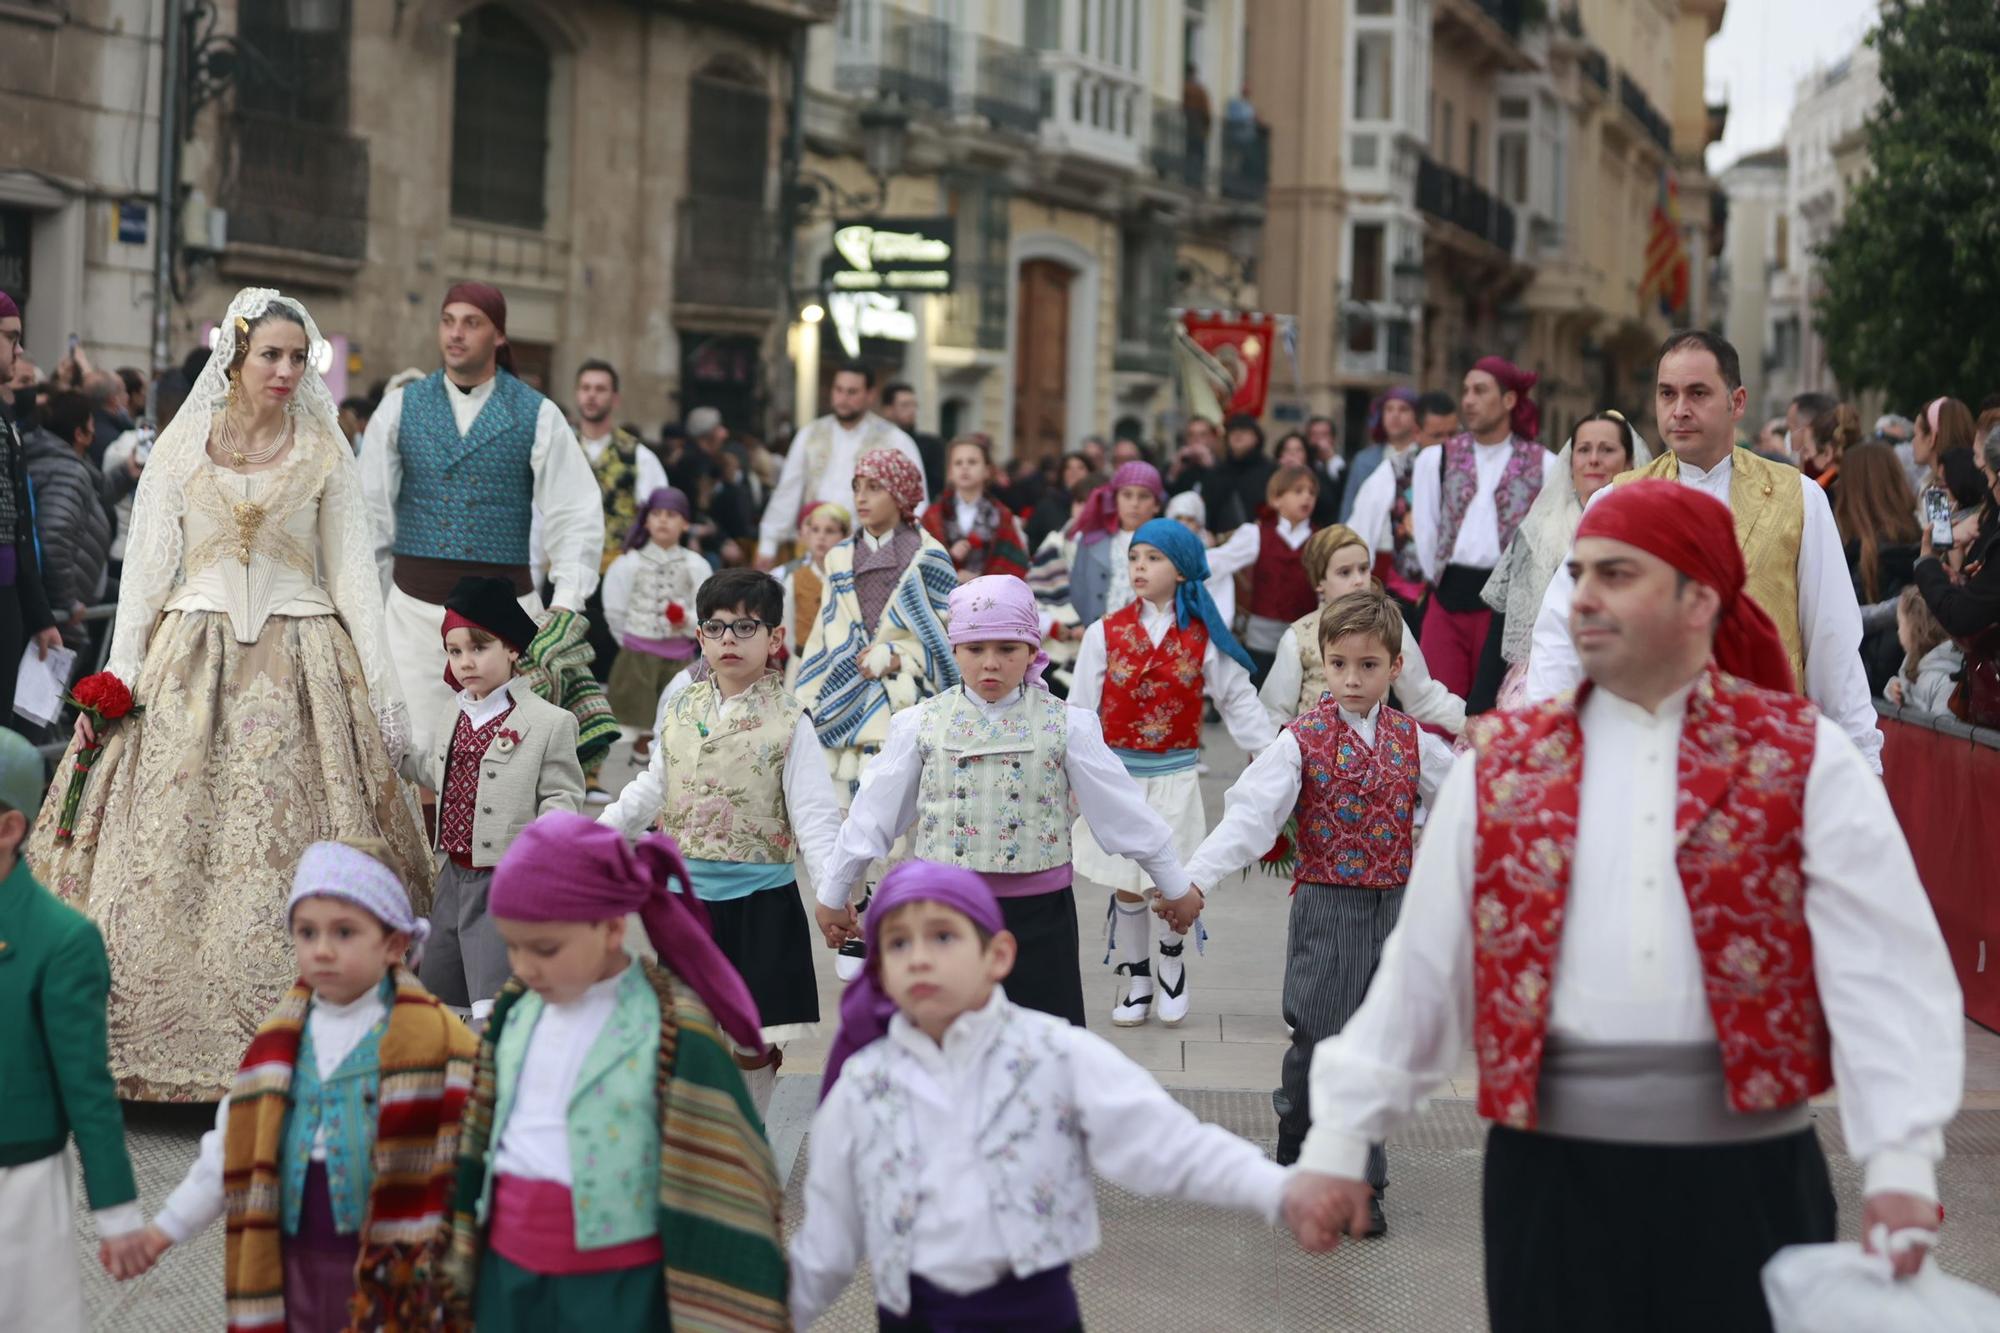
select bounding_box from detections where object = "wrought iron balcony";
[1618,71,1674,152]
[1219,121,1269,203]
[221,112,369,261]
[1416,154,1518,256]
[1149,97,1206,189]
[836,11,952,111]
[972,36,1043,135]
[674,197,780,312]
[1579,46,1609,93]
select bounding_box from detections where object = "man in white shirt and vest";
[754,361,925,569]
[1527,329,1882,771]
[360,283,603,760]
[1282,479,1963,1332]
[1408,356,1560,701]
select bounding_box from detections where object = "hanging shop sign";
[827,291,918,361]
[825,217,955,293]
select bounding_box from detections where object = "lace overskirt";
[27,609,434,1101]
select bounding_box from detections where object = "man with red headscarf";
[1408,357,1560,700]
[360,282,603,761]
[1526,329,1883,772]
[1281,479,1964,1332]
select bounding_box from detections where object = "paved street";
[73,724,2000,1329]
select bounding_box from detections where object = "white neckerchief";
[457,678,516,728]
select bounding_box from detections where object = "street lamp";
[858,102,911,184]
[1496,301,1530,355]
[1392,259,1427,311]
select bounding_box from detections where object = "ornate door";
[1013,259,1072,462]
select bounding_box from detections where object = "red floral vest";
[1466,667,1830,1131]
[1100,602,1209,753]
[1247,521,1317,622]
[1289,700,1419,889]
[1435,433,1547,569]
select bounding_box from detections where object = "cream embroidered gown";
[27,411,431,1101]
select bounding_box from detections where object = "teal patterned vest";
[913,687,1072,873]
[393,369,539,566]
[279,988,389,1236]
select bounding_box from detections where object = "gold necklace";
[213,412,291,468]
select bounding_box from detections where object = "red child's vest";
[1289,699,1420,889]
[1247,521,1316,623]
[1099,601,1209,753]
[1466,667,1831,1131]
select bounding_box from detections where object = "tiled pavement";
[74,727,2000,1328]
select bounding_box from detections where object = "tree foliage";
[1816,0,2000,409]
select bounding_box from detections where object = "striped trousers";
[1276,883,1406,1188]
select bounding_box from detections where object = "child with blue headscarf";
[1067,518,1277,1027]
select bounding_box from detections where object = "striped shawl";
[518,607,619,778]
[794,528,959,751]
[222,967,477,1333]
[442,965,789,1331]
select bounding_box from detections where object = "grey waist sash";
[1534,1038,1813,1145]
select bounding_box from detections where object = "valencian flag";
[1173,310,1284,420]
[1643,167,1691,317]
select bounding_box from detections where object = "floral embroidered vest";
[278,992,388,1237]
[842,1002,1097,1315]
[1435,434,1547,569]
[658,675,800,865]
[439,703,515,857]
[1289,700,1420,889]
[1290,605,1329,715]
[1619,448,1807,688]
[912,688,1072,873]
[621,545,705,642]
[485,966,662,1248]
[1100,602,1209,753]
[590,430,642,573]
[1466,667,1830,1131]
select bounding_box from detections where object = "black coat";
[22,431,113,648]
[1915,509,2000,641]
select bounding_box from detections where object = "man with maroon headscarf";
[1281,480,1963,1332]
[360,282,601,759]
[1408,357,1559,701]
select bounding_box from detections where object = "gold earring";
[225,368,240,407]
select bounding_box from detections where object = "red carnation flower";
[666,603,686,626]
[71,672,135,720]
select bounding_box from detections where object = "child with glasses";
[598,568,842,1110]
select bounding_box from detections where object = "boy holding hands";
[1182,589,1454,1233]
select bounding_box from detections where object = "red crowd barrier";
[1878,707,2000,1031]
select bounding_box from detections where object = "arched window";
[451,4,552,230]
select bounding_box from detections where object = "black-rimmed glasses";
[697,618,771,640]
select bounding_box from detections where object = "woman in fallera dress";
[27,288,432,1101]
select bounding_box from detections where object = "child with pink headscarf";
[818,575,1186,1024]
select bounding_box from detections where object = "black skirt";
[704,882,821,1031]
[997,884,1087,1027]
[1482,1124,1836,1333]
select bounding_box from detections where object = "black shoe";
[1274,1132,1303,1167]
[1364,1196,1387,1238]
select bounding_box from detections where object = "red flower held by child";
[666,602,686,626]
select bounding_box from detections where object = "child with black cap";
[402,575,585,1022]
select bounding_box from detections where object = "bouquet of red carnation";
[55,672,140,842]
[1257,815,1300,881]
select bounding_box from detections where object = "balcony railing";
[972,36,1043,135]
[1618,71,1674,152]
[1579,46,1609,93]
[674,198,780,311]
[1149,98,1204,189]
[1341,305,1417,378]
[1417,154,1518,255]
[222,112,369,261]
[1219,121,1270,202]
[1040,53,1145,168]
[836,11,952,110]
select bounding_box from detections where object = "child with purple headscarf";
[601,486,709,747]
[818,575,1187,1025]
[791,859,1302,1331]
[1062,459,1167,623]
